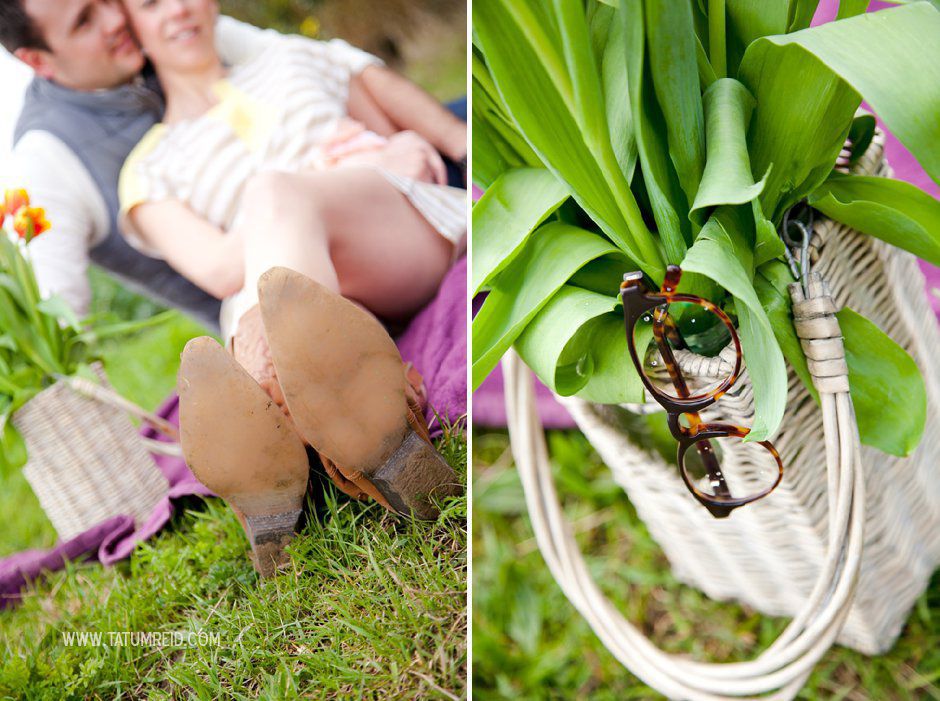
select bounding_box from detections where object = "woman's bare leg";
[223,169,461,514]
[230,168,455,320]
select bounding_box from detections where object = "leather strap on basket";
[503,269,866,700]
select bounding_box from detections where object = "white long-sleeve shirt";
[2,17,296,317]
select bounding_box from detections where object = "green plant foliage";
[472,223,619,389]
[743,3,940,186]
[691,78,767,219]
[808,173,940,267]
[622,0,692,263]
[645,0,706,206]
[0,227,169,473]
[471,169,570,295]
[682,218,787,441]
[838,307,926,456]
[473,0,940,453]
[473,0,664,276]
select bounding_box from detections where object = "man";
[0,0,467,330]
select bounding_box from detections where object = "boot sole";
[178,337,309,577]
[258,267,461,519]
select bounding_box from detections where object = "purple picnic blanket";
[0,256,467,609]
[472,0,940,429]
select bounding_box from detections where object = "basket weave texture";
[13,364,169,542]
[562,131,940,655]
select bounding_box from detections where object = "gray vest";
[14,75,221,332]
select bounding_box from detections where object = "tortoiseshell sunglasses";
[620,265,783,518]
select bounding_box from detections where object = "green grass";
[1,271,466,699]
[472,429,940,700]
[1,436,466,700]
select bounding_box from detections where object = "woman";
[118,0,465,576]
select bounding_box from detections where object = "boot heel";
[244,509,304,578]
[370,430,461,520]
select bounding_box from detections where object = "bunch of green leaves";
[0,222,170,474]
[472,0,940,456]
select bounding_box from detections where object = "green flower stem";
[12,244,62,372]
[709,0,727,79]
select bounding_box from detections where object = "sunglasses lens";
[633,300,734,402]
[681,434,781,502]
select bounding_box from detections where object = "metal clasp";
[781,202,815,297]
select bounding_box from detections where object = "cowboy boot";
[257,267,462,519]
[229,305,427,500]
[178,337,310,577]
[316,366,437,510]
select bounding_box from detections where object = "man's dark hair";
[0,0,49,54]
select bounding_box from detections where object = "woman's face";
[123,0,219,73]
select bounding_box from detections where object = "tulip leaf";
[645,0,706,206]
[724,0,790,74]
[692,78,767,220]
[754,260,817,401]
[601,6,638,183]
[472,169,570,295]
[682,218,788,441]
[846,111,876,167]
[621,0,691,263]
[515,285,649,404]
[472,222,619,389]
[837,0,870,19]
[471,52,542,189]
[37,295,82,333]
[808,173,940,267]
[744,3,940,188]
[1,420,27,471]
[787,0,820,32]
[739,43,860,221]
[838,307,926,456]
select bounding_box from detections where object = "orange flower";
[1,189,30,221]
[13,206,51,243]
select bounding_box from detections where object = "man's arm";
[215,17,466,160]
[214,16,286,66]
[352,66,468,163]
[5,131,109,316]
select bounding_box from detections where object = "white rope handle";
[62,375,184,458]
[503,272,866,700]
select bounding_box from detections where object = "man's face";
[17,0,145,91]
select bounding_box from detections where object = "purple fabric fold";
[0,256,468,608]
[398,255,468,432]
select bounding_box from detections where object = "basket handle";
[60,375,181,445]
[503,271,866,700]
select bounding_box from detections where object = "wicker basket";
[13,364,173,542]
[560,130,940,655]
